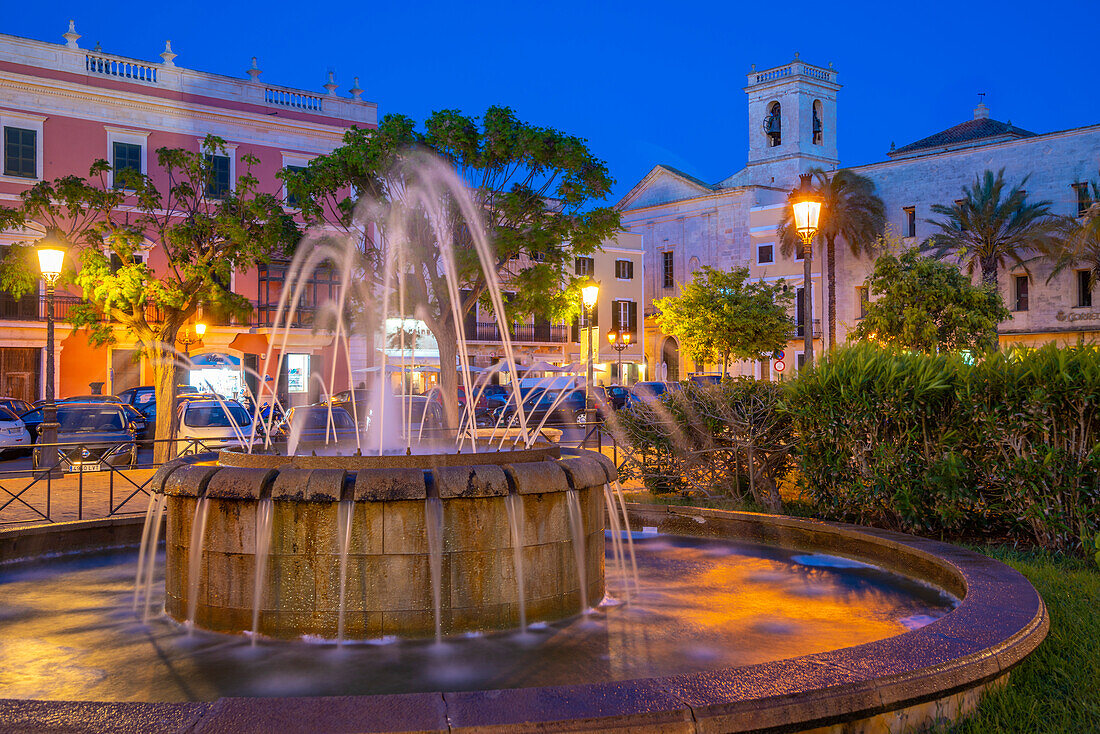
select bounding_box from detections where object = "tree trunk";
[826,235,837,350]
[435,321,462,429]
[980,257,999,290]
[803,243,814,368]
[151,338,181,463]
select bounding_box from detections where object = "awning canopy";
[190,352,241,368]
[228,333,271,355]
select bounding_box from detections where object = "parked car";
[494,388,591,428]
[27,403,139,470]
[0,406,31,458]
[627,381,681,408]
[176,399,258,455]
[687,373,723,386]
[58,394,125,404]
[0,398,33,419]
[594,385,630,411]
[275,405,358,449]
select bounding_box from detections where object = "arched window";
[763,101,782,147]
[661,337,680,382]
[813,100,823,145]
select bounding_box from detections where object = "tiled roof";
[889,117,1036,157]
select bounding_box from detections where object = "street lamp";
[36,231,67,471]
[580,281,599,430]
[607,329,631,385]
[789,173,823,368]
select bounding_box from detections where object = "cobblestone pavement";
[0,467,156,528]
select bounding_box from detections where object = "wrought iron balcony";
[467,322,570,344]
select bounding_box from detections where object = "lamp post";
[580,281,599,430]
[607,329,631,385]
[789,173,823,368]
[36,232,67,472]
[177,321,207,359]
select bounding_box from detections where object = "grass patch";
[943,547,1100,732]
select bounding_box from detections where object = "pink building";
[0,22,376,405]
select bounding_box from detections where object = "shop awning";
[190,352,241,368]
[228,333,271,355]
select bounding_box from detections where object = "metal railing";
[467,322,571,343]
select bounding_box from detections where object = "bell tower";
[744,55,840,186]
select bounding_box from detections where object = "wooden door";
[111,349,141,394]
[0,348,39,403]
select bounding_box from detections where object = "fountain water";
[424,496,444,643]
[141,492,167,622]
[565,489,588,612]
[250,497,274,643]
[336,499,354,643]
[504,493,527,632]
[185,495,211,631]
[602,484,627,601]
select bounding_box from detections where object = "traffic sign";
[774,360,786,372]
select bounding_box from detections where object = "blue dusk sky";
[5,1,1099,204]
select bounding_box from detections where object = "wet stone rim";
[0,494,1048,733]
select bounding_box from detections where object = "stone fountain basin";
[0,497,1047,732]
[161,447,611,639]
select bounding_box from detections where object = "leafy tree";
[0,137,298,457]
[653,266,794,376]
[1040,174,1100,291]
[284,108,619,426]
[778,168,886,350]
[852,247,1010,353]
[923,169,1064,289]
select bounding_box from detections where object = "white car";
[0,406,31,458]
[176,399,258,455]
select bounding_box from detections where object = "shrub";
[787,343,1100,553]
[614,379,795,511]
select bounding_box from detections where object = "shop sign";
[1056,310,1100,323]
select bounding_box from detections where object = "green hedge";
[786,343,1100,554]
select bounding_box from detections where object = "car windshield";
[0,406,19,422]
[298,408,355,430]
[132,392,154,406]
[58,406,125,433]
[634,382,666,396]
[185,404,252,428]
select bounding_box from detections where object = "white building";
[619,57,1100,380]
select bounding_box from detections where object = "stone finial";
[247,56,262,82]
[93,41,102,53]
[324,70,339,96]
[63,20,81,49]
[160,40,177,67]
[889,141,896,152]
[973,102,990,120]
[794,51,800,59]
[750,63,756,71]
[349,76,363,101]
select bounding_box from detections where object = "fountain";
[0,151,1049,731]
[156,447,610,639]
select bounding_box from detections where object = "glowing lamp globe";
[607,332,616,344]
[36,239,67,283]
[581,282,599,310]
[195,322,207,338]
[789,173,823,245]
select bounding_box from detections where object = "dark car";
[26,403,139,470]
[0,398,34,419]
[688,373,723,386]
[627,381,682,408]
[275,405,358,449]
[58,394,125,404]
[494,389,591,428]
[595,385,630,411]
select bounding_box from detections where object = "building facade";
[619,57,1100,379]
[384,231,646,391]
[0,22,376,405]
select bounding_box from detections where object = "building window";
[1014,275,1029,312]
[795,287,806,334]
[796,352,806,371]
[574,256,594,277]
[283,165,306,207]
[3,127,36,179]
[662,251,674,289]
[1077,270,1094,308]
[612,300,637,334]
[205,154,232,199]
[764,101,781,147]
[1073,182,1092,217]
[112,142,143,188]
[615,259,634,279]
[904,206,916,238]
[757,242,774,265]
[856,285,869,319]
[794,243,804,262]
[109,251,146,273]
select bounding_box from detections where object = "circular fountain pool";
[0,531,956,702]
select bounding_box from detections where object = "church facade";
[618,57,1100,381]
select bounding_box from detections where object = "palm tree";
[778,169,885,349]
[1041,177,1100,292]
[923,169,1063,290]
